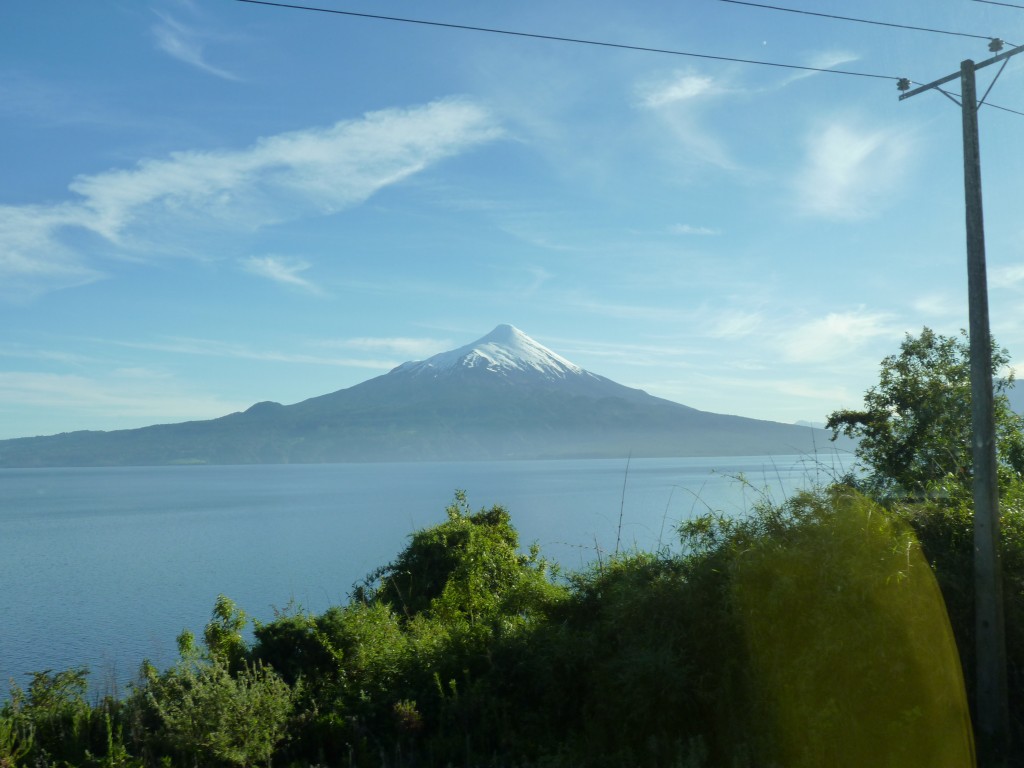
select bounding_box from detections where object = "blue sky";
[4,0,1024,440]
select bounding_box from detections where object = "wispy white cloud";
[781,50,860,86]
[911,292,962,318]
[551,337,704,370]
[991,264,1024,290]
[807,50,860,71]
[636,72,718,108]
[152,11,239,81]
[107,336,399,369]
[706,309,762,339]
[567,294,690,323]
[521,266,553,295]
[793,118,913,219]
[317,336,454,360]
[660,117,738,169]
[1,98,503,300]
[493,215,587,252]
[72,99,501,234]
[241,255,321,294]
[0,204,106,300]
[778,308,896,362]
[634,70,738,171]
[670,223,720,236]
[0,343,97,366]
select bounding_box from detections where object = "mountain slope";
[0,325,846,467]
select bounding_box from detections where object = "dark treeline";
[4,328,1024,767]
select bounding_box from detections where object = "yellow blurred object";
[731,490,975,767]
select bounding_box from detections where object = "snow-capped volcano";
[395,324,586,381]
[0,324,849,466]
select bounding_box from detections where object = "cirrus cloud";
[241,255,321,294]
[793,118,914,220]
[324,336,455,360]
[152,11,240,81]
[636,72,718,108]
[1,98,504,300]
[670,223,720,236]
[779,308,897,363]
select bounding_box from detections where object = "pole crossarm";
[899,42,1024,100]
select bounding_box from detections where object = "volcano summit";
[0,325,842,466]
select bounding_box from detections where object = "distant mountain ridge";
[0,325,848,467]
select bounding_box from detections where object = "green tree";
[827,327,1024,497]
[203,595,249,672]
[357,490,561,628]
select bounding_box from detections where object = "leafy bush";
[141,657,292,768]
[1,667,140,767]
[356,490,562,627]
[133,602,293,767]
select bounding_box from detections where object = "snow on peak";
[395,325,585,380]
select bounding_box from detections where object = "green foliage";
[202,595,249,672]
[0,699,34,768]
[827,327,1024,497]
[255,493,569,765]
[318,602,409,694]
[521,550,753,766]
[141,656,292,768]
[130,597,294,767]
[358,490,561,630]
[249,604,337,687]
[896,480,1024,756]
[6,668,92,765]
[1,667,142,768]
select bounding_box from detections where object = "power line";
[923,87,1024,117]
[233,0,1024,117]
[976,99,1024,117]
[720,0,1002,43]
[722,0,1024,115]
[232,0,901,81]
[974,0,1024,9]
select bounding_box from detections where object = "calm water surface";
[0,455,844,695]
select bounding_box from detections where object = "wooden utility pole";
[900,43,1024,767]
[961,56,1009,768]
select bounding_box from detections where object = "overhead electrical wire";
[938,95,1024,116]
[718,0,1024,114]
[720,0,1004,44]
[979,101,1024,116]
[232,0,900,81]
[973,0,1024,9]
[233,0,1024,116]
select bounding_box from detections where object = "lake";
[0,454,847,696]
